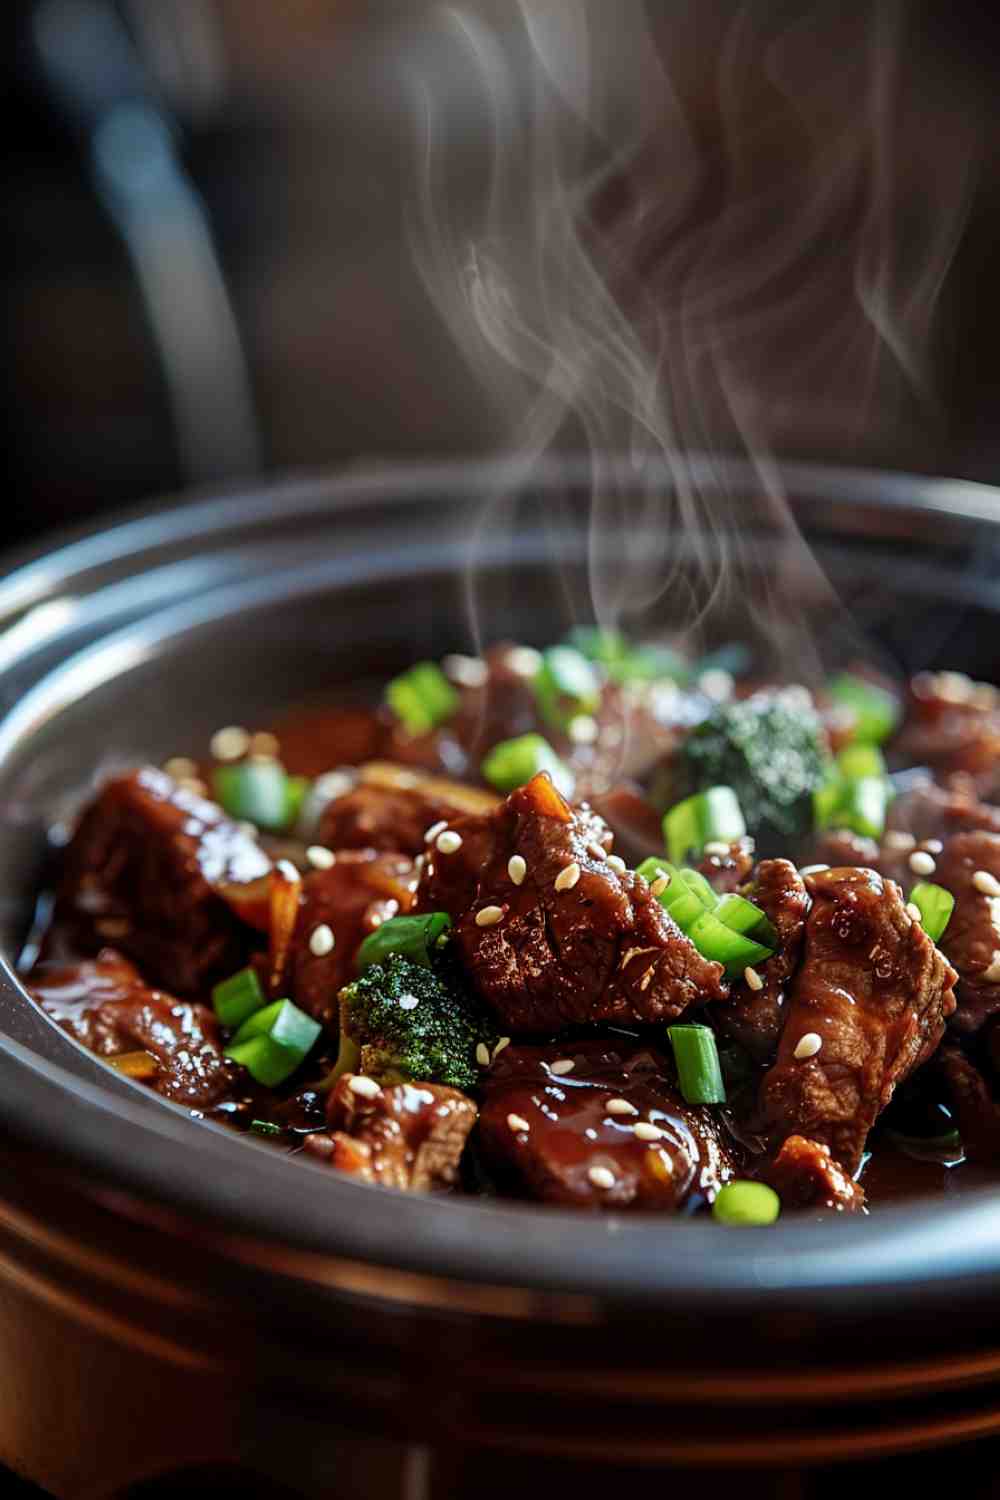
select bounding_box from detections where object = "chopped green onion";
[685,908,774,973]
[284,775,310,827]
[814,774,891,841]
[636,858,716,931]
[714,893,778,949]
[827,672,900,745]
[225,998,322,1086]
[386,661,459,736]
[566,627,687,684]
[481,733,575,798]
[212,966,266,1029]
[355,912,451,974]
[533,646,601,731]
[908,882,955,944]
[836,743,887,781]
[663,786,746,865]
[249,1119,284,1138]
[667,1024,726,1104]
[213,760,291,832]
[712,1180,781,1226]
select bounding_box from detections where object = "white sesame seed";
[554,861,581,892]
[921,839,944,855]
[475,905,505,927]
[507,1113,531,1134]
[435,830,463,854]
[475,1043,491,1067]
[164,756,198,780]
[974,870,1000,897]
[936,670,974,704]
[314,770,355,801]
[276,859,300,884]
[507,646,543,677]
[588,843,607,862]
[799,864,830,876]
[309,924,335,957]
[588,1165,617,1190]
[492,1036,511,1060]
[744,965,764,991]
[236,821,259,839]
[909,850,936,877]
[442,653,489,689]
[699,668,734,701]
[906,902,923,923]
[633,1122,666,1141]
[398,993,419,1011]
[606,855,627,876]
[884,831,917,852]
[703,840,731,858]
[568,715,599,745]
[793,1032,823,1060]
[306,845,335,870]
[249,731,280,758]
[649,872,670,898]
[605,1098,638,1117]
[424,820,448,844]
[177,776,208,797]
[347,1075,381,1099]
[508,854,527,886]
[549,1059,575,1076]
[210,726,250,762]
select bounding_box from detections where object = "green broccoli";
[331,953,496,1092]
[683,689,832,844]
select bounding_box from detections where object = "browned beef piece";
[939,1045,1000,1162]
[416,772,727,1032]
[287,850,417,1029]
[477,1040,736,1210]
[57,769,271,995]
[696,837,756,895]
[316,764,498,858]
[892,673,1000,787]
[713,860,810,1061]
[807,828,881,873]
[886,778,1000,844]
[760,1135,865,1214]
[29,950,236,1108]
[757,867,957,1174]
[933,832,1000,1033]
[588,782,665,865]
[302,1075,477,1190]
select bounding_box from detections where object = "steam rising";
[403,1,978,675]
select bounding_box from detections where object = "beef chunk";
[933,832,1000,1033]
[287,850,418,1029]
[893,673,1000,787]
[477,1040,736,1210]
[757,867,957,1174]
[302,1074,476,1191]
[939,1045,1000,1162]
[316,763,498,858]
[588,783,665,866]
[887,778,1000,844]
[713,860,810,1061]
[57,768,270,995]
[808,828,881,873]
[29,950,236,1108]
[695,836,756,895]
[760,1135,865,1213]
[416,772,726,1032]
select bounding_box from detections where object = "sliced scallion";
[685,908,774,974]
[213,760,291,832]
[355,912,451,974]
[386,661,459,736]
[827,672,899,745]
[714,892,778,948]
[908,881,955,944]
[212,966,266,1029]
[667,1023,726,1104]
[481,733,574,798]
[836,743,887,781]
[225,998,322,1086]
[663,786,746,866]
[712,1180,781,1226]
[533,646,601,731]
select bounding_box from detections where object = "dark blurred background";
[8,0,1000,553]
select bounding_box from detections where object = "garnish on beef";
[415,772,727,1032]
[477,1040,736,1210]
[29,949,236,1108]
[760,1134,865,1213]
[56,768,270,994]
[757,866,957,1174]
[933,832,1000,1033]
[303,1074,477,1191]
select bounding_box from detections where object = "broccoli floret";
[683,689,831,843]
[334,953,496,1092]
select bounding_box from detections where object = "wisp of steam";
[402,0,979,682]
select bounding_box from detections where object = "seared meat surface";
[316,764,499,858]
[713,859,810,1060]
[933,832,1000,1034]
[288,851,418,1029]
[478,1040,736,1210]
[29,950,236,1108]
[303,1074,477,1191]
[695,837,756,895]
[939,1045,1000,1163]
[56,768,270,995]
[760,1135,865,1213]
[416,772,726,1031]
[757,867,957,1174]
